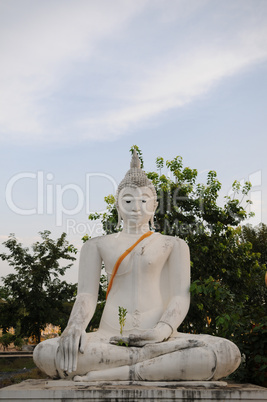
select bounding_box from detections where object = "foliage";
[88,149,267,386]
[241,223,267,266]
[118,306,127,336]
[0,231,77,343]
[13,336,25,350]
[116,306,128,347]
[0,333,15,351]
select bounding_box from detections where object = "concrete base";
[0,379,267,401]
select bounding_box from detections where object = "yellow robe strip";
[106,231,153,299]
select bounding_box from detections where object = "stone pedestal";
[0,379,267,401]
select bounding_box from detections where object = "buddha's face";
[118,186,157,229]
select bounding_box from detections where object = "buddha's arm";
[158,237,190,331]
[58,239,102,373]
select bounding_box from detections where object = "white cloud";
[78,22,267,140]
[1,0,267,143]
[0,0,147,141]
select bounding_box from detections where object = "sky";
[0,0,267,285]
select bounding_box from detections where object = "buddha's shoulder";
[157,234,189,250]
[81,233,188,251]
[81,234,118,249]
[96,232,187,247]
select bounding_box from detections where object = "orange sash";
[106,231,153,299]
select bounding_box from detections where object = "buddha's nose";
[132,199,140,211]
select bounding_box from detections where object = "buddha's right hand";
[58,326,86,374]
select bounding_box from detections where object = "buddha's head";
[116,149,158,230]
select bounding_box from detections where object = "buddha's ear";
[116,210,122,230]
[150,201,158,230]
[149,215,155,230]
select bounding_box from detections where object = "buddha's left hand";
[110,322,172,347]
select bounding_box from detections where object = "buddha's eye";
[142,200,147,203]
[126,200,131,203]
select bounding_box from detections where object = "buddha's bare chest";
[100,234,173,275]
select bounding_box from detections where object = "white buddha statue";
[33,150,241,382]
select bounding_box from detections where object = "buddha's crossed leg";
[34,332,240,381]
[73,333,240,382]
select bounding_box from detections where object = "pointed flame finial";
[130,148,141,169]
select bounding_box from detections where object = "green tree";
[0,332,15,351]
[0,231,77,343]
[241,223,267,266]
[88,149,267,385]
[0,287,17,334]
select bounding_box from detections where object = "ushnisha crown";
[115,149,157,209]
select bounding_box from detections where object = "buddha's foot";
[74,365,130,382]
[139,338,205,362]
[74,374,90,382]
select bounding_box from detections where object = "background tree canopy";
[88,146,267,386]
[0,231,77,343]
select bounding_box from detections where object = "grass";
[0,357,36,372]
[0,357,48,389]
